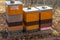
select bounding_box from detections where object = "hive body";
[6,1,23,15]
[40,10,53,20]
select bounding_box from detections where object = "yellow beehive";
[36,6,53,30]
[23,7,39,31]
[37,6,53,20]
[6,1,23,15]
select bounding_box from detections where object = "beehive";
[6,1,23,15]
[23,7,39,31]
[36,6,53,30]
[6,1,23,31]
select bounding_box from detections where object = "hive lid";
[6,1,22,5]
[23,7,39,12]
[36,6,53,11]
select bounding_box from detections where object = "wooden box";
[23,7,39,31]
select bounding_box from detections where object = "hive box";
[6,1,23,15]
[40,19,52,24]
[7,21,23,31]
[36,6,53,30]
[6,14,23,23]
[36,6,53,20]
[23,7,39,31]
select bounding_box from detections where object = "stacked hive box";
[36,6,53,30]
[6,1,23,31]
[23,7,39,31]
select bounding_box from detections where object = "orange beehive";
[6,1,23,31]
[6,1,23,15]
[23,7,39,31]
[36,6,53,30]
